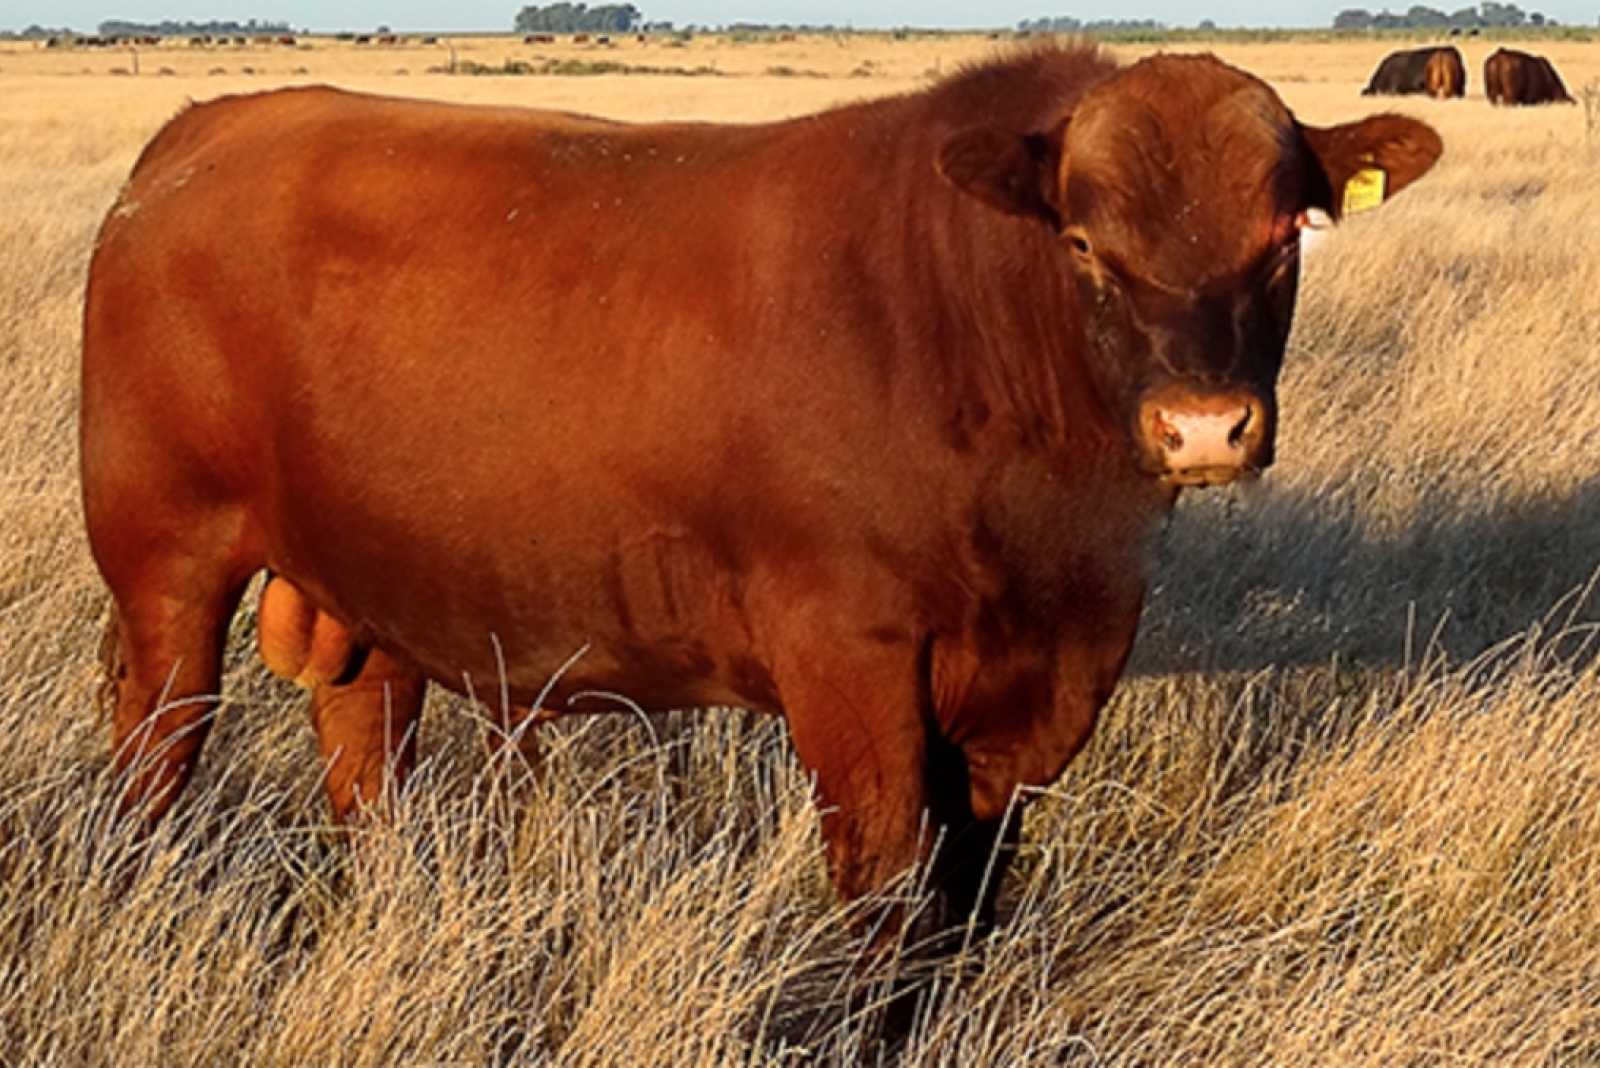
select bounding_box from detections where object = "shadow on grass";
[1130,473,1600,677]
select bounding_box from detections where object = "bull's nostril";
[1227,406,1253,448]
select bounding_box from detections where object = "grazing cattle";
[1363,46,1465,97]
[1485,47,1575,105]
[81,47,1439,934]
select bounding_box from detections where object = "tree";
[1330,1,1545,27]
[513,3,642,33]
[1479,1,1527,24]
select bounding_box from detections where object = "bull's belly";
[261,509,778,716]
[406,616,770,717]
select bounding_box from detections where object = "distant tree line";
[95,17,296,37]
[1017,15,1165,32]
[1332,1,1554,28]
[513,4,642,33]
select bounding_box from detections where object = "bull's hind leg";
[99,552,252,822]
[308,647,425,821]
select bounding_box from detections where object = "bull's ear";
[937,125,1063,227]
[1301,114,1442,220]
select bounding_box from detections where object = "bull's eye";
[1064,228,1093,258]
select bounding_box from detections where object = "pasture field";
[2,32,1599,1065]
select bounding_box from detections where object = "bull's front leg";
[773,632,932,927]
[925,604,1143,934]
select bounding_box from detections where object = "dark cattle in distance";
[1363,46,1465,97]
[1485,47,1575,105]
[572,32,590,42]
[82,46,1440,941]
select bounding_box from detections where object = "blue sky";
[5,0,1590,32]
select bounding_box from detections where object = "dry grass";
[2,35,1598,1066]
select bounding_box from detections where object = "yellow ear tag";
[1342,167,1386,216]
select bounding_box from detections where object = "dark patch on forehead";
[1065,55,1303,285]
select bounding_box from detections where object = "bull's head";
[938,54,1442,487]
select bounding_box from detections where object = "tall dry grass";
[1,37,1598,1065]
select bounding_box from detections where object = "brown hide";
[1424,48,1466,98]
[1485,47,1576,105]
[81,46,1440,934]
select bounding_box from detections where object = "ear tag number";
[1342,167,1387,216]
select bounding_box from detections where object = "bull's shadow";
[1126,473,1600,678]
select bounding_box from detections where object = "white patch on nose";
[1159,404,1254,477]
[1169,412,1244,461]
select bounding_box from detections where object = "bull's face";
[939,55,1442,488]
